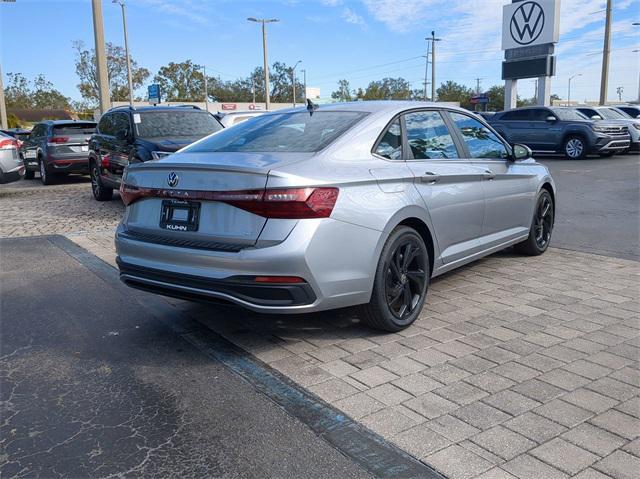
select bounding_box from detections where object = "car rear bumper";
[115,217,384,314]
[46,154,90,172]
[0,165,25,184]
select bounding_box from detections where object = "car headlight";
[151,151,172,160]
[592,125,608,133]
[633,123,640,131]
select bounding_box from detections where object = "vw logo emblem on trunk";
[167,172,179,187]
[510,1,545,45]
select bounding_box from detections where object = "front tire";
[564,135,587,160]
[516,190,554,256]
[358,226,430,332]
[90,161,113,201]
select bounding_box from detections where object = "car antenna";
[306,98,318,116]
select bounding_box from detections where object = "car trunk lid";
[49,123,96,154]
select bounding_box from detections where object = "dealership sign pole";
[502,0,560,109]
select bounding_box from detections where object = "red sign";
[221,103,237,111]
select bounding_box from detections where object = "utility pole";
[431,31,437,102]
[203,66,209,112]
[475,78,482,94]
[616,86,624,101]
[91,0,110,114]
[0,64,7,130]
[251,77,256,104]
[113,1,134,107]
[247,17,279,110]
[599,0,612,105]
[423,40,431,101]
[301,69,307,103]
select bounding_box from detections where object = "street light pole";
[248,17,279,111]
[568,73,582,107]
[599,0,612,105]
[113,0,134,107]
[429,31,441,101]
[292,60,301,107]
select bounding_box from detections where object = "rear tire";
[515,190,554,256]
[24,169,35,180]
[90,161,113,201]
[39,157,56,185]
[563,135,587,160]
[358,226,430,332]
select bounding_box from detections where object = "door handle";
[483,170,496,181]
[420,172,440,183]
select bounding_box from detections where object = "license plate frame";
[159,199,201,232]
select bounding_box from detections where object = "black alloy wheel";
[516,190,554,256]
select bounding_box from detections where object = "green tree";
[485,85,505,111]
[3,73,71,109]
[331,79,353,102]
[356,77,412,100]
[154,60,206,102]
[436,81,474,109]
[73,40,150,104]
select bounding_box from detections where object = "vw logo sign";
[167,172,179,188]
[510,1,545,45]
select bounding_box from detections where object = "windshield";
[185,111,368,153]
[552,109,589,121]
[136,111,223,139]
[599,108,629,120]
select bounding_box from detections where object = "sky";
[1,0,639,104]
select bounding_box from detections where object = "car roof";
[263,100,468,116]
[39,120,97,125]
[107,105,205,113]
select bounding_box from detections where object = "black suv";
[89,105,223,201]
[487,106,630,159]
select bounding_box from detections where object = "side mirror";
[546,115,557,122]
[591,115,603,120]
[115,128,129,141]
[512,143,532,161]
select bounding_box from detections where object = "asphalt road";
[540,153,639,261]
[0,236,374,479]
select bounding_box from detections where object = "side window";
[404,111,458,160]
[530,109,551,121]
[449,112,509,160]
[98,114,114,136]
[501,110,530,121]
[112,113,130,135]
[374,118,403,160]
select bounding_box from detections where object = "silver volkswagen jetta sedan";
[115,101,555,332]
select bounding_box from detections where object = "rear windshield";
[552,109,588,121]
[53,123,96,135]
[185,111,368,153]
[137,111,223,139]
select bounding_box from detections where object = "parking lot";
[1,155,639,479]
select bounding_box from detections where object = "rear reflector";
[254,276,305,284]
[49,136,69,144]
[119,184,339,219]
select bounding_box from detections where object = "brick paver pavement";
[3,182,639,479]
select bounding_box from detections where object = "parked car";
[89,105,224,201]
[115,101,556,332]
[574,105,640,153]
[616,105,640,119]
[0,131,25,184]
[20,120,96,184]
[214,111,264,128]
[487,106,630,159]
[1,128,31,149]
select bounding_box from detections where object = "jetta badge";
[167,172,179,187]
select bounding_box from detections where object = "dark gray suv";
[487,107,630,159]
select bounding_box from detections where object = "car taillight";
[101,154,111,168]
[119,185,339,219]
[49,136,69,144]
[0,139,18,150]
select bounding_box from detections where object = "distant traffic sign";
[148,84,161,104]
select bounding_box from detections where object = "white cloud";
[361,0,445,33]
[342,7,367,28]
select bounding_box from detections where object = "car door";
[107,112,133,183]
[403,109,485,264]
[447,111,536,249]
[497,109,533,145]
[528,108,561,151]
